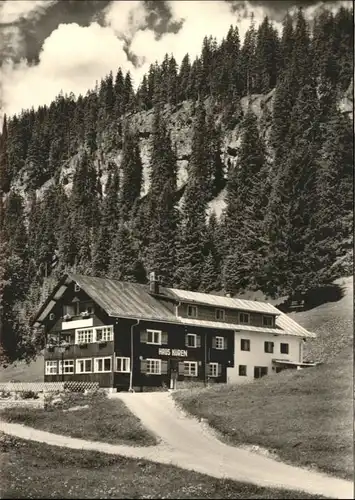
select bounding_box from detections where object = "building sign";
[158,348,188,357]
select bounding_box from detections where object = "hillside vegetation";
[0,6,353,366]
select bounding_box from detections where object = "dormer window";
[263,315,273,327]
[239,312,250,324]
[187,305,198,318]
[215,309,225,321]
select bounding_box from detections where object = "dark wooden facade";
[177,302,276,328]
[43,278,285,391]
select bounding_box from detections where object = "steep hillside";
[290,276,353,363]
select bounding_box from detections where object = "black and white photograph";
[0,0,353,498]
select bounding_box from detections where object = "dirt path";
[0,392,353,499]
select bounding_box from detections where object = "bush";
[19,390,39,400]
[0,390,11,399]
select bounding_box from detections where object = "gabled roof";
[32,273,178,325]
[32,273,316,338]
[68,274,177,322]
[162,287,281,315]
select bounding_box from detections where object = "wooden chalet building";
[32,273,317,391]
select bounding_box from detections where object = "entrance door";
[169,359,178,390]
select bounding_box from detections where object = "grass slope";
[0,353,44,383]
[289,276,353,362]
[0,392,156,447]
[0,433,326,499]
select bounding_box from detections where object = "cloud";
[0,0,57,59]
[0,0,350,119]
[1,21,135,116]
[103,0,151,40]
[0,0,56,24]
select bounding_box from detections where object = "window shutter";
[196,335,201,348]
[161,332,168,345]
[212,337,216,349]
[140,359,147,373]
[224,337,228,350]
[218,363,222,377]
[140,330,148,343]
[185,334,188,347]
[161,360,168,374]
[178,361,185,375]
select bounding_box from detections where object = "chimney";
[149,271,159,294]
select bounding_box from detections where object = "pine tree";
[200,212,221,292]
[254,17,280,93]
[3,190,28,265]
[175,178,208,291]
[266,73,321,296]
[84,90,98,154]
[178,54,191,102]
[108,223,146,283]
[120,128,142,221]
[70,150,100,270]
[223,108,268,293]
[0,115,10,192]
[240,16,257,95]
[279,11,294,73]
[92,167,120,276]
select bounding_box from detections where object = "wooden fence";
[0,381,99,393]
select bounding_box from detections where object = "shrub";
[0,390,11,399]
[19,390,39,400]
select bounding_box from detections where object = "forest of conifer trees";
[0,7,353,365]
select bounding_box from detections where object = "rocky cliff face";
[22,78,353,220]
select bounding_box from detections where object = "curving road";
[1,392,353,499]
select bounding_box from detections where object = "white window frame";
[76,358,93,374]
[215,336,225,350]
[215,309,225,321]
[116,357,130,373]
[209,362,219,377]
[263,315,273,327]
[186,333,197,348]
[75,325,113,344]
[184,361,198,377]
[95,326,114,342]
[187,305,198,318]
[58,359,74,374]
[146,329,162,345]
[94,356,112,373]
[75,328,94,344]
[239,312,250,324]
[146,358,161,375]
[45,360,58,375]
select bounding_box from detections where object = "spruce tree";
[223,107,268,293]
[0,115,10,192]
[108,223,146,283]
[120,128,142,221]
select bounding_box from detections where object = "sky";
[0,0,350,119]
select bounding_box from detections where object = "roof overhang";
[30,274,70,326]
